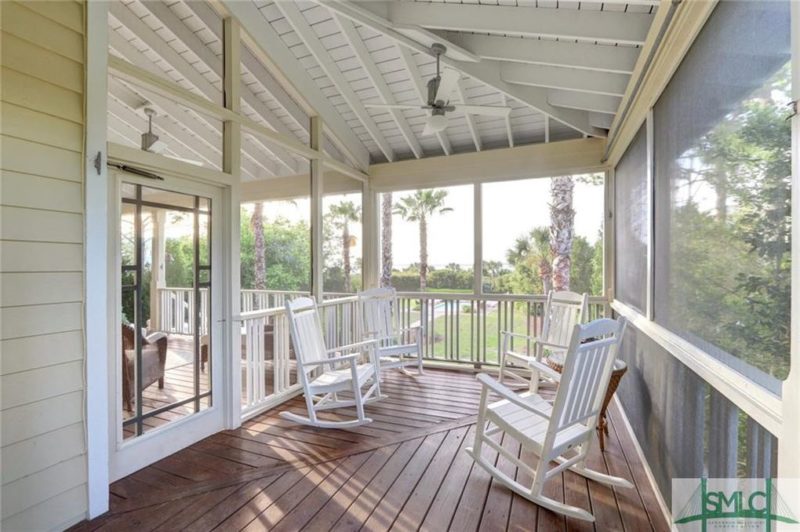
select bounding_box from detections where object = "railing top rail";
[394,291,608,304]
[239,306,286,320]
[240,289,310,295]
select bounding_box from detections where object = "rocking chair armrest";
[476,373,551,420]
[528,359,562,382]
[326,339,380,354]
[300,353,360,368]
[500,331,539,342]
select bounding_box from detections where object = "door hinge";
[93,151,103,175]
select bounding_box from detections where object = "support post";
[223,16,242,428]
[473,184,483,295]
[149,210,166,331]
[362,180,379,289]
[85,0,110,518]
[310,116,324,301]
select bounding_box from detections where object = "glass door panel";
[120,183,213,439]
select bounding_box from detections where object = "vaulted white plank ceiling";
[106,0,657,181]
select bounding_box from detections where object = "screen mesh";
[614,124,648,313]
[653,0,791,388]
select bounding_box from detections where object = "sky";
[251,176,605,269]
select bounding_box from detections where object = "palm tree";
[251,202,266,290]
[506,227,552,294]
[381,192,393,287]
[549,176,575,292]
[394,189,453,291]
[327,201,361,291]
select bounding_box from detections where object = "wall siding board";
[0,1,88,527]
[0,330,84,376]
[0,391,84,446]
[0,242,83,272]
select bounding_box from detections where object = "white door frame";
[108,170,226,481]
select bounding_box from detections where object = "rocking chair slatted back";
[358,287,396,345]
[285,297,328,374]
[551,318,627,431]
[541,291,589,349]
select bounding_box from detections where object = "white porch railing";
[157,287,209,335]
[239,294,361,418]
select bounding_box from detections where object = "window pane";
[324,191,362,295]
[482,176,605,296]
[381,185,473,292]
[653,0,791,385]
[614,125,648,313]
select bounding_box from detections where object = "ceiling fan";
[365,43,512,136]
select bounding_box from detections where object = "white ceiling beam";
[370,137,607,192]
[396,45,452,156]
[441,33,639,75]
[334,15,423,159]
[360,1,654,46]
[124,1,300,174]
[455,79,481,152]
[222,0,370,171]
[108,28,279,179]
[275,2,395,163]
[500,63,629,97]
[502,95,514,148]
[109,75,276,179]
[589,112,615,130]
[547,90,622,115]
[315,1,603,138]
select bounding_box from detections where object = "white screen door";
[110,170,225,480]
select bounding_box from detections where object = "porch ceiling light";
[426,111,448,133]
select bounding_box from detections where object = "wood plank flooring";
[72,369,669,531]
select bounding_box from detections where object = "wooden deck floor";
[74,369,668,532]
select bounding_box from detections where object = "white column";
[361,180,379,289]
[473,183,483,295]
[222,16,242,429]
[149,209,166,331]
[310,116,324,301]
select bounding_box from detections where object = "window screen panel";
[652,0,791,388]
[614,124,648,313]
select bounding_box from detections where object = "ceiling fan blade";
[364,103,425,111]
[435,69,460,103]
[453,104,512,117]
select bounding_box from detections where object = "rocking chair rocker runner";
[498,290,588,391]
[467,317,631,522]
[283,297,384,428]
[357,287,423,376]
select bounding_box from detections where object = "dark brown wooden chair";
[121,324,167,411]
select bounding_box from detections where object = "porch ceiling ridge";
[75,414,479,525]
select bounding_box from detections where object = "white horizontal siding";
[1,1,88,530]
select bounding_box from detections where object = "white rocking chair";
[283,297,383,428]
[498,290,588,391]
[357,287,423,376]
[466,317,631,522]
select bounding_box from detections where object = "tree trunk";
[419,214,428,291]
[549,176,575,292]
[251,202,266,290]
[342,222,351,291]
[381,192,393,287]
[539,257,553,295]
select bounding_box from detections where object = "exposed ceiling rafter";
[334,14,423,160]
[438,33,640,75]
[361,1,654,46]
[312,0,604,138]
[547,90,622,115]
[109,3,297,175]
[222,0,371,171]
[138,0,301,173]
[455,79,481,152]
[274,2,395,163]
[500,63,629,97]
